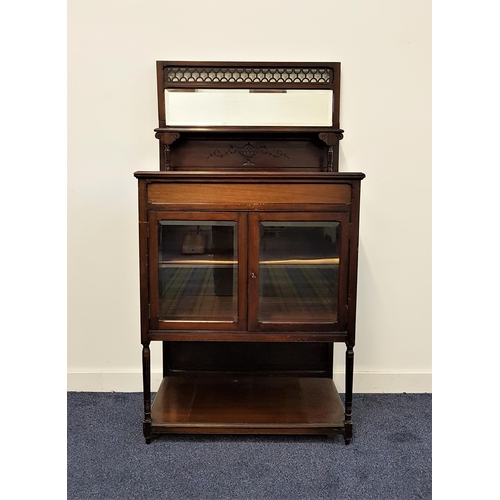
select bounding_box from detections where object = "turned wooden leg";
[344,343,354,445]
[142,342,152,444]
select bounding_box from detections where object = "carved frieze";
[206,142,290,167]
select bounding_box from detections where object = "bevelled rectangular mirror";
[164,89,334,127]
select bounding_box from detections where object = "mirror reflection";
[165,89,333,127]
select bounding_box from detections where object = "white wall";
[67,0,431,392]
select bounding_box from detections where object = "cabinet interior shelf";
[159,258,339,266]
[151,375,345,435]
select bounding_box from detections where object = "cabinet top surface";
[134,171,365,181]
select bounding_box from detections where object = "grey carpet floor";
[67,392,431,500]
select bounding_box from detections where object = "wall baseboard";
[67,371,431,393]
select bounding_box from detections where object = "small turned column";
[319,130,344,172]
[155,132,180,171]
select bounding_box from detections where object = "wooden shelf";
[150,376,345,436]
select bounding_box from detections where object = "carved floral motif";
[207,143,290,166]
[260,146,290,160]
[207,146,238,160]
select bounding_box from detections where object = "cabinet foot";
[344,422,352,445]
[143,419,152,444]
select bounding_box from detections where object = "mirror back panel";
[154,61,343,172]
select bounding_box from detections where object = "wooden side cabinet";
[134,171,364,444]
[134,61,364,444]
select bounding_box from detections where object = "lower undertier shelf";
[149,375,346,437]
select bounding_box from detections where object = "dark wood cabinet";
[135,62,364,444]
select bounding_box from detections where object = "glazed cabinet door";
[148,211,248,331]
[248,212,350,332]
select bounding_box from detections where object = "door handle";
[250,271,257,279]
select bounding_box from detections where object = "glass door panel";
[153,216,242,327]
[259,221,339,323]
[248,213,349,331]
